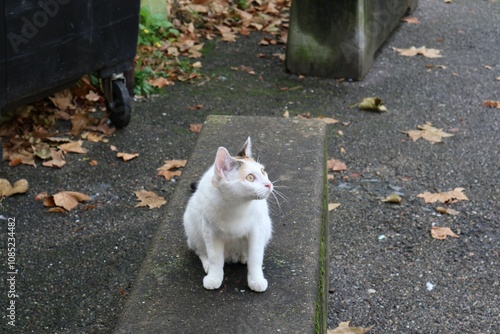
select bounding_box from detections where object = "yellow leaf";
[352,97,387,112]
[134,190,167,209]
[382,193,402,203]
[0,179,29,197]
[431,226,459,239]
[328,321,374,334]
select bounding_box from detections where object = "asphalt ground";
[1,0,499,333]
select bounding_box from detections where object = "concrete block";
[286,0,418,80]
[115,116,328,333]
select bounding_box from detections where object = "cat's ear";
[237,137,252,158]
[215,147,236,178]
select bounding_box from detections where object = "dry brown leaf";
[393,46,443,58]
[157,160,187,180]
[317,117,340,124]
[431,226,459,240]
[52,191,91,211]
[0,179,29,197]
[148,77,174,88]
[58,140,88,154]
[404,122,454,143]
[328,203,341,211]
[401,17,420,24]
[327,159,347,172]
[328,321,374,334]
[89,160,98,167]
[187,104,204,110]
[417,187,468,204]
[435,206,460,215]
[8,149,36,167]
[189,124,203,133]
[35,191,49,201]
[117,152,139,161]
[42,149,66,168]
[86,132,105,143]
[482,100,500,108]
[49,89,75,110]
[85,90,101,102]
[134,190,167,209]
[47,207,66,213]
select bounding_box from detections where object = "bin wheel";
[106,79,131,129]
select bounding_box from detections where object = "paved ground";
[1,0,499,333]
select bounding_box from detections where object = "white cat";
[183,137,273,292]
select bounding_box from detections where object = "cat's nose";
[265,183,272,189]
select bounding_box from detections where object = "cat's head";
[213,137,273,201]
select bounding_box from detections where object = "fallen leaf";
[42,149,66,168]
[58,140,88,154]
[8,149,36,167]
[117,152,139,161]
[110,145,117,151]
[328,203,341,211]
[49,89,75,110]
[404,122,454,143]
[34,191,49,201]
[86,132,105,143]
[327,159,347,172]
[32,143,52,160]
[393,46,443,58]
[482,100,500,108]
[189,124,203,133]
[417,187,468,204]
[352,97,387,112]
[89,160,98,166]
[401,17,420,24]
[328,321,374,334]
[382,194,402,203]
[0,179,29,197]
[318,117,340,124]
[47,207,66,213]
[187,104,204,110]
[134,190,167,209]
[435,206,460,215]
[85,90,101,102]
[431,226,459,240]
[148,77,174,88]
[157,159,187,180]
[52,191,91,211]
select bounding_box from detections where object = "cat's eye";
[261,168,266,175]
[246,174,255,182]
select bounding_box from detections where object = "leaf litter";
[404,122,454,143]
[134,190,167,209]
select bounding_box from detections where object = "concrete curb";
[114,115,328,333]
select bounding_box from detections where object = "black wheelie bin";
[0,0,140,129]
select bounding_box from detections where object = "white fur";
[183,138,273,292]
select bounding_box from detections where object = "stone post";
[286,0,418,80]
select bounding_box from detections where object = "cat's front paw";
[203,274,223,290]
[248,278,268,292]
